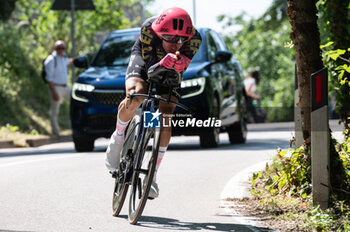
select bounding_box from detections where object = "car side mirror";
[215,50,232,63]
[73,55,89,69]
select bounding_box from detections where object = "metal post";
[51,0,95,84]
[70,0,76,83]
[311,67,330,209]
[294,64,302,147]
[192,0,196,26]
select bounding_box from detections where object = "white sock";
[153,146,167,182]
[115,115,130,143]
[105,115,130,172]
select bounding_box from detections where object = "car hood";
[183,61,210,80]
[77,61,210,88]
[77,66,127,89]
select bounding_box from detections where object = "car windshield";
[190,31,205,62]
[191,47,204,62]
[92,35,137,67]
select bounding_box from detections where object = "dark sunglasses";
[162,34,189,44]
[56,47,65,50]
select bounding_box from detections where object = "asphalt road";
[0,122,343,232]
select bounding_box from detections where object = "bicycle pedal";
[110,171,118,179]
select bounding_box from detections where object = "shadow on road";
[116,215,274,231]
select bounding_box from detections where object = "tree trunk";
[287,0,323,146]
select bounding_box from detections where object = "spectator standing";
[244,70,261,123]
[44,40,73,136]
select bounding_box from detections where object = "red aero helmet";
[151,7,194,39]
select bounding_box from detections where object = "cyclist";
[105,7,202,199]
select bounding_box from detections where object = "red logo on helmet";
[156,14,166,24]
[186,27,193,35]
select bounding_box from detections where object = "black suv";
[70,28,248,152]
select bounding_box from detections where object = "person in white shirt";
[44,40,73,136]
[243,70,260,123]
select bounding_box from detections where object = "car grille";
[92,91,125,105]
[86,114,116,128]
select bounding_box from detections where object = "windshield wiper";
[110,63,129,67]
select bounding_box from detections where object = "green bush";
[0,0,152,134]
[251,145,311,198]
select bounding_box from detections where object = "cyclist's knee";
[126,77,147,94]
[124,77,147,111]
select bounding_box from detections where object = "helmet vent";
[173,19,178,30]
[179,19,184,30]
[172,19,184,31]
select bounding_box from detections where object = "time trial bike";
[111,65,191,224]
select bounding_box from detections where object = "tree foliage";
[0,0,152,132]
[318,0,350,137]
[12,0,151,60]
[218,0,295,122]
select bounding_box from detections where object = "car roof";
[108,27,210,37]
[104,27,238,62]
[108,28,140,37]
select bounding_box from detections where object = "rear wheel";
[200,97,220,148]
[73,137,94,152]
[128,127,160,224]
[112,115,140,216]
[228,117,247,144]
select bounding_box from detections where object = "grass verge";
[246,136,350,231]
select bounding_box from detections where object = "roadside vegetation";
[219,0,350,230]
[248,135,350,231]
[219,0,295,122]
[0,0,152,138]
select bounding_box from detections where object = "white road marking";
[219,160,274,230]
[220,160,270,200]
[0,154,86,168]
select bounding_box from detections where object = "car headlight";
[180,77,206,99]
[72,83,95,102]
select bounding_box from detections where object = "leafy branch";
[321,42,350,82]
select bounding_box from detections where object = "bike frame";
[113,74,194,224]
[128,80,193,173]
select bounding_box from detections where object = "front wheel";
[227,118,247,144]
[199,127,220,148]
[112,177,129,216]
[128,127,160,224]
[73,137,94,152]
[200,96,220,148]
[112,115,140,216]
